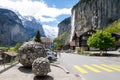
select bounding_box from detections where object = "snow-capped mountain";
[16,13,46,38]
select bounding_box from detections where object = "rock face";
[32,57,51,76]
[58,17,71,43]
[18,41,47,67]
[58,17,71,36]
[0,8,28,46]
[72,0,120,32]
[21,16,46,38]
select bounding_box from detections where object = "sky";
[0,0,79,38]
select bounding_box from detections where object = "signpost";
[50,43,54,48]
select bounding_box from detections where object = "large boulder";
[32,57,51,76]
[18,41,47,67]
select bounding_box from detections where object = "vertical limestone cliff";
[72,0,120,32]
[58,17,71,43]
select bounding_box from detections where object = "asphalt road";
[59,53,120,80]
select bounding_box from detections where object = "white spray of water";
[70,10,75,42]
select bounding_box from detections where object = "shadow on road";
[18,66,32,74]
[34,76,54,80]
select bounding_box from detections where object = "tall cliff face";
[58,17,71,43]
[0,8,28,46]
[72,0,120,32]
[58,17,71,36]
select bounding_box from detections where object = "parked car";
[46,50,57,62]
[118,48,120,52]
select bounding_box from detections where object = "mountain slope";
[0,8,28,46]
[21,16,46,38]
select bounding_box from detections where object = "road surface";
[59,53,120,80]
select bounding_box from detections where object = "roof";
[4,52,18,56]
[75,31,83,37]
[112,33,120,36]
[69,41,75,46]
[41,37,53,43]
[73,29,96,38]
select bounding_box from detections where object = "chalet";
[72,29,96,50]
[4,52,18,63]
[41,37,53,49]
[0,51,17,63]
[72,29,120,51]
[112,33,120,48]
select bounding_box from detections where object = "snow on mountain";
[43,25,58,39]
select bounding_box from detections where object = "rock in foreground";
[18,41,47,67]
[32,57,51,76]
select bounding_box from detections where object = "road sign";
[50,43,54,48]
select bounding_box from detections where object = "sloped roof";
[73,29,96,38]
[4,52,18,57]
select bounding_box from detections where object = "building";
[112,33,120,49]
[41,37,53,49]
[72,29,120,51]
[0,51,18,64]
[72,29,96,50]
[4,52,18,63]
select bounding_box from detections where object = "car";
[118,48,120,52]
[46,50,57,62]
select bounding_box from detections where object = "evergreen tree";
[34,30,42,42]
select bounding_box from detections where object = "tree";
[87,30,115,54]
[34,30,42,42]
[54,31,68,49]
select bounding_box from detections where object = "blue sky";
[0,0,79,38]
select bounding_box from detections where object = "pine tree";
[34,30,42,42]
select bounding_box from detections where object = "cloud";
[43,25,58,38]
[0,0,71,22]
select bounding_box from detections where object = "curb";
[50,63,70,74]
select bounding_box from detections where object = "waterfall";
[70,9,75,42]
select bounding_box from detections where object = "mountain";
[20,16,46,38]
[0,8,29,46]
[72,0,120,32]
[57,17,71,43]
[58,17,71,36]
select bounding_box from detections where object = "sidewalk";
[0,63,82,80]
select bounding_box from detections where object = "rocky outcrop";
[32,57,51,76]
[0,8,28,46]
[20,16,46,38]
[18,41,47,67]
[58,17,71,43]
[58,17,71,36]
[72,0,120,32]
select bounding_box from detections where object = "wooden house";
[0,51,17,63]
[4,52,18,63]
[72,29,96,50]
[112,33,120,48]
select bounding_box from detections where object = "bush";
[77,48,92,55]
[77,47,85,54]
